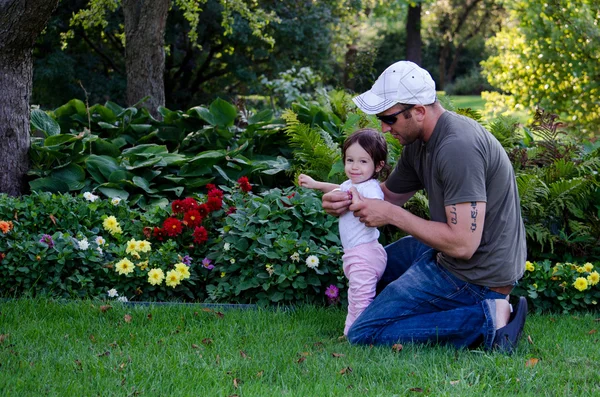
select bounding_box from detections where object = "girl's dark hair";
[342,128,390,180]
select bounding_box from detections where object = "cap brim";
[352,91,396,115]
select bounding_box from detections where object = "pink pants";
[342,240,387,335]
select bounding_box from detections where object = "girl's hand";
[298,174,317,189]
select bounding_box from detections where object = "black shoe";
[493,296,528,354]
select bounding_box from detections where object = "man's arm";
[381,183,416,207]
[349,193,486,260]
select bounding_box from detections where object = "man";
[323,61,527,353]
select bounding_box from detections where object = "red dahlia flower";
[184,210,203,228]
[207,196,222,211]
[193,226,208,244]
[153,227,167,241]
[163,217,183,236]
[197,203,210,218]
[181,197,199,212]
[171,200,185,214]
[237,176,252,193]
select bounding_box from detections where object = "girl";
[299,128,389,335]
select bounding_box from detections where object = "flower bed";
[0,179,344,306]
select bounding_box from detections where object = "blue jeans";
[347,236,506,350]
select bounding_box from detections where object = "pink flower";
[325,284,339,299]
[202,257,214,270]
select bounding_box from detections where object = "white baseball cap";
[353,61,436,114]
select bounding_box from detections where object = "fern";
[487,115,521,148]
[282,109,342,183]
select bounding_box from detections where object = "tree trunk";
[405,3,422,66]
[123,0,170,118]
[0,0,59,196]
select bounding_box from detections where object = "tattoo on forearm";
[470,202,477,232]
[450,205,457,225]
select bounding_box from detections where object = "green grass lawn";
[1,299,600,396]
[446,95,487,111]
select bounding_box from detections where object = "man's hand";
[322,189,352,217]
[348,187,390,227]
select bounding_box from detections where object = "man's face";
[377,104,421,145]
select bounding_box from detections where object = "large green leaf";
[91,138,121,157]
[190,106,215,126]
[29,177,70,193]
[53,98,87,118]
[44,134,79,147]
[30,109,60,137]
[248,109,273,125]
[122,144,168,156]
[50,164,86,191]
[209,98,238,128]
[86,155,122,183]
[129,124,154,133]
[133,176,157,193]
[97,186,129,199]
[89,104,117,123]
[255,156,290,175]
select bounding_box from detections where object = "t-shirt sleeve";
[385,146,423,194]
[437,138,487,205]
[358,180,384,200]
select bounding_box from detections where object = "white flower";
[97,247,103,255]
[111,197,121,205]
[224,242,231,251]
[306,255,319,269]
[290,252,300,262]
[78,239,90,250]
[230,258,236,264]
[117,296,128,302]
[95,236,106,246]
[83,192,99,202]
[107,288,118,298]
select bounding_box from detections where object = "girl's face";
[344,142,382,184]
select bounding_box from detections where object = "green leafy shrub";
[514,259,600,313]
[28,98,291,207]
[0,179,344,306]
[509,109,600,262]
[205,185,344,306]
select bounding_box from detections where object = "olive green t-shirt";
[385,111,526,287]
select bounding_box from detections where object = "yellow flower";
[587,271,599,286]
[532,283,538,289]
[577,267,585,273]
[165,270,182,288]
[573,277,588,292]
[148,268,165,285]
[131,252,141,260]
[220,272,226,278]
[115,258,134,275]
[126,239,138,255]
[137,240,151,253]
[584,262,594,272]
[174,263,190,279]
[103,216,122,235]
[525,261,535,272]
[136,261,149,271]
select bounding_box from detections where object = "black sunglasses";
[376,105,415,125]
